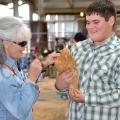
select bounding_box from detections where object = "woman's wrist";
[41,60,48,73]
[41,59,48,68]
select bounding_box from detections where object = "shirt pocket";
[91,61,110,82]
[90,62,112,92]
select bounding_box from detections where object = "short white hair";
[0,16,31,42]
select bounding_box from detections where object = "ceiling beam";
[0,0,12,5]
[40,7,120,15]
[43,8,85,14]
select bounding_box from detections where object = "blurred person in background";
[66,32,86,49]
[70,32,86,46]
[0,16,59,120]
[116,25,120,38]
[73,32,86,42]
[55,0,120,120]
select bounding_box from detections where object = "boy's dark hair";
[74,32,86,42]
[86,0,116,22]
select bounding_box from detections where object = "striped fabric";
[58,34,120,120]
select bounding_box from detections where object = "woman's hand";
[42,52,60,68]
[28,58,42,82]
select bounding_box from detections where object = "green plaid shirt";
[57,34,120,120]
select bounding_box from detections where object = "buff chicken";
[55,48,79,93]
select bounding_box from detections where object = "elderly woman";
[0,16,59,120]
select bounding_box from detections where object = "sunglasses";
[13,41,27,47]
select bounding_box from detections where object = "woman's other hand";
[28,58,42,82]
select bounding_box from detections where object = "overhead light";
[18,0,23,5]
[80,11,84,17]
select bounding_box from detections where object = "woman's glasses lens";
[13,41,27,47]
[18,41,27,47]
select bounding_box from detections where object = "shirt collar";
[105,33,119,49]
[5,56,17,69]
[87,33,119,49]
